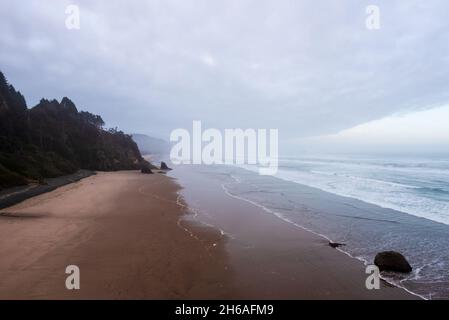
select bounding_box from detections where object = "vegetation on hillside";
[0,70,148,190]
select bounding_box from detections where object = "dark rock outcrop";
[141,167,153,174]
[374,251,412,273]
[160,161,172,170]
[329,242,345,248]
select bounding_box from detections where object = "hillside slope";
[0,70,147,190]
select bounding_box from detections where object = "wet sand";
[171,166,418,299]
[0,170,416,299]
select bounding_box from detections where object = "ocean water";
[173,156,449,299]
[246,156,449,226]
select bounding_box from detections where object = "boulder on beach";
[374,251,412,273]
[160,161,172,170]
[141,167,153,174]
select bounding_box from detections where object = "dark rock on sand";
[329,242,345,248]
[141,167,153,174]
[374,251,412,273]
[160,162,172,170]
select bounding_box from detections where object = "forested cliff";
[0,70,147,189]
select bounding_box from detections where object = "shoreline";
[220,181,425,300]
[171,166,417,299]
[219,178,426,300]
[172,163,449,299]
[0,169,417,299]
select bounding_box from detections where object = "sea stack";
[160,161,172,170]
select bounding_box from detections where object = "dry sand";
[0,171,416,299]
[0,171,233,299]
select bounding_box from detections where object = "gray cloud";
[1,0,449,145]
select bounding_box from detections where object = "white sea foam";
[220,179,427,300]
[238,157,449,226]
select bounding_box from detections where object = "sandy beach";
[0,171,232,299]
[0,170,416,299]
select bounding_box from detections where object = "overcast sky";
[1,0,449,155]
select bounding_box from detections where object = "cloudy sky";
[1,0,449,155]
